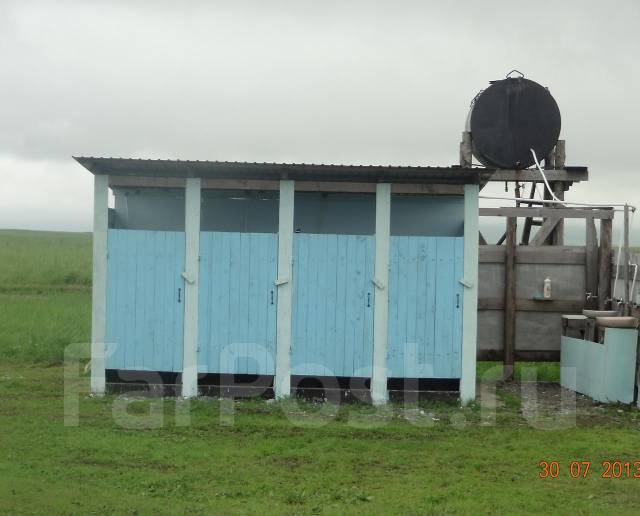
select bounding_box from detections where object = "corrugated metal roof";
[73,157,491,185]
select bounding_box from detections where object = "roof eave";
[74,157,489,185]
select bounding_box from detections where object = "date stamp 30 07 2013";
[539,460,640,479]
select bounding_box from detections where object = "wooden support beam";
[488,168,588,182]
[460,131,472,168]
[544,149,556,169]
[275,180,295,399]
[91,174,109,395]
[478,298,584,313]
[530,218,561,246]
[503,217,517,381]
[624,205,631,314]
[598,218,613,310]
[480,207,614,220]
[479,231,487,246]
[555,140,566,168]
[480,246,586,265]
[460,184,479,404]
[542,183,553,245]
[551,182,565,245]
[520,183,537,245]
[182,178,201,398]
[372,183,391,405]
[585,217,598,310]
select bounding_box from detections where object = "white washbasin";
[582,309,619,318]
[595,316,638,329]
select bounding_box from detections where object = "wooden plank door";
[388,236,464,379]
[105,229,186,372]
[198,232,278,375]
[292,234,375,378]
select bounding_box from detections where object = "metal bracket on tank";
[459,278,474,289]
[181,272,195,284]
[274,277,289,286]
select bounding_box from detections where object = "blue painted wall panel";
[452,238,464,377]
[105,229,185,372]
[198,232,278,374]
[292,234,375,377]
[388,236,463,379]
[105,230,463,379]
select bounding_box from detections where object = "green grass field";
[0,229,92,290]
[1,229,640,514]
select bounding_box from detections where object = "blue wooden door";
[198,232,278,374]
[105,230,185,372]
[292,234,375,378]
[388,236,463,379]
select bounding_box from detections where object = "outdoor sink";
[582,309,619,318]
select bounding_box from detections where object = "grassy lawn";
[2,229,640,514]
[3,365,640,514]
[0,291,91,364]
[0,229,92,291]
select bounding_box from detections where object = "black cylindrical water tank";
[468,76,561,169]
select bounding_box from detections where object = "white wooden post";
[91,174,109,395]
[275,180,294,398]
[371,183,391,404]
[182,178,201,398]
[460,184,479,404]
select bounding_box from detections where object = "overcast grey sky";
[1,0,639,241]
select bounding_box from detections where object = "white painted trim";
[371,183,391,404]
[182,178,201,398]
[460,184,479,404]
[275,180,294,398]
[91,174,109,395]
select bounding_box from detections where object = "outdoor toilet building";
[76,158,482,403]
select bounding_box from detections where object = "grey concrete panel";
[515,264,585,299]
[515,312,564,351]
[478,263,505,299]
[478,310,504,350]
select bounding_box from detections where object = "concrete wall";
[477,246,587,358]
